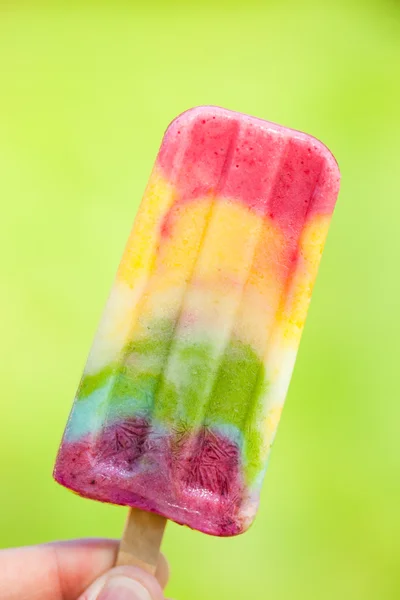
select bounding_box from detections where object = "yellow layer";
[128,199,290,354]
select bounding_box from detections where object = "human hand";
[0,539,169,599]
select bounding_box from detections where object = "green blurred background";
[1,0,399,598]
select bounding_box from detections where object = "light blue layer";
[64,382,113,442]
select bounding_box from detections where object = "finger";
[78,565,164,600]
[0,539,169,600]
[48,540,169,590]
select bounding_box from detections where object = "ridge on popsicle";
[54,105,340,537]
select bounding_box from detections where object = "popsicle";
[54,106,340,541]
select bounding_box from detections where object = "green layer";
[76,318,268,484]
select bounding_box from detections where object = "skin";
[0,539,169,600]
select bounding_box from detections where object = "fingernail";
[96,575,152,600]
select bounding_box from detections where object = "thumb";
[79,565,165,600]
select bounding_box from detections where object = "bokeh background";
[1,0,399,598]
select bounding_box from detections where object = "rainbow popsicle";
[54,106,340,536]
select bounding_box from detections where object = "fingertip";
[113,566,165,600]
[79,565,165,600]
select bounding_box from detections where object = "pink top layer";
[157,106,340,234]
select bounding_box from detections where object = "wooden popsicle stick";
[116,507,167,574]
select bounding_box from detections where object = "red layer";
[157,106,340,234]
[54,419,250,537]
